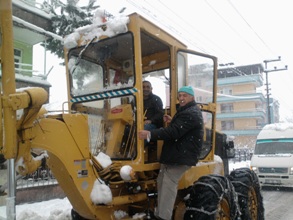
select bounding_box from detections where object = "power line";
[126,0,265,82]
[126,0,208,53]
[156,0,232,56]
[227,0,276,57]
[126,0,240,62]
[204,0,263,58]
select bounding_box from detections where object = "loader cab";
[65,13,218,168]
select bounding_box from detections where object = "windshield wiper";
[71,36,97,75]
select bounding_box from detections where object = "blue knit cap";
[178,86,194,96]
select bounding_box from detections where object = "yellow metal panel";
[31,117,97,219]
[62,114,91,158]
[0,0,17,158]
[178,160,224,189]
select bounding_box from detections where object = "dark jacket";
[150,100,203,166]
[144,93,164,128]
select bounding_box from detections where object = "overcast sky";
[39,0,293,120]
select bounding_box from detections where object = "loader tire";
[71,209,87,220]
[229,167,264,220]
[0,154,6,165]
[184,174,238,220]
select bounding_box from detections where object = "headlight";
[289,167,293,175]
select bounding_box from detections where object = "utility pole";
[263,56,287,124]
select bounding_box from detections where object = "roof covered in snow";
[258,123,293,139]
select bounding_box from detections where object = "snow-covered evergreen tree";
[41,0,100,59]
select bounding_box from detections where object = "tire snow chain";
[186,175,229,216]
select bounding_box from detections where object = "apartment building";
[216,63,279,149]
[0,0,52,98]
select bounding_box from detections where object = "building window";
[14,48,22,72]
[220,103,233,113]
[221,120,234,130]
[256,119,263,128]
[255,103,263,111]
[219,87,232,95]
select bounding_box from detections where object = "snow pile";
[90,152,136,204]
[15,157,25,174]
[196,155,224,175]
[212,155,224,174]
[263,123,293,131]
[120,165,134,181]
[95,152,112,168]
[132,212,147,219]
[3,197,73,220]
[14,151,47,175]
[90,178,112,205]
[17,207,71,220]
[90,152,113,204]
[259,123,293,139]
[64,9,129,49]
[229,160,251,172]
[114,210,128,219]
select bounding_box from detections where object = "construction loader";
[0,1,264,219]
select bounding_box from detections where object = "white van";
[250,123,293,187]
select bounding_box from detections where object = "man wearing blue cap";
[139,86,204,220]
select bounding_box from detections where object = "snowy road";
[262,186,293,220]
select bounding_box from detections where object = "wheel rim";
[248,186,258,220]
[216,198,231,220]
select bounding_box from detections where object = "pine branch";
[41,0,99,60]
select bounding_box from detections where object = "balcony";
[218,73,263,87]
[217,92,266,103]
[217,108,266,136]
[217,109,266,120]
[222,128,262,136]
[13,0,52,45]
[0,62,51,99]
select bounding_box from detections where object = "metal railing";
[14,62,47,79]
[16,166,58,189]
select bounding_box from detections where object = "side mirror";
[226,148,235,158]
[225,140,235,158]
[227,140,234,149]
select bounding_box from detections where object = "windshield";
[143,69,170,108]
[177,50,216,159]
[68,32,135,97]
[254,139,293,154]
[177,52,215,104]
[73,95,137,160]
